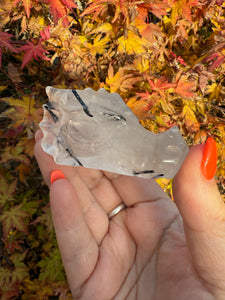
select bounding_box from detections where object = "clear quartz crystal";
[40,86,189,179]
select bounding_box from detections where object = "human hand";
[35,130,224,300]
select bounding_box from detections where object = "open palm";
[35,130,224,300]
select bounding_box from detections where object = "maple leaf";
[136,20,164,45]
[170,52,187,66]
[169,0,199,25]
[106,65,142,93]
[82,0,168,24]
[46,0,77,27]
[204,52,225,72]
[175,74,195,98]
[0,32,19,53]
[18,138,35,158]
[118,30,149,55]
[0,204,29,237]
[5,239,23,252]
[10,251,29,283]
[205,82,221,101]
[0,144,30,165]
[1,95,43,128]
[40,26,51,40]
[181,105,200,132]
[13,0,33,18]
[127,94,155,120]
[3,125,25,139]
[81,0,124,22]
[89,35,110,56]
[32,205,54,233]
[0,174,17,207]
[147,77,176,97]
[0,32,19,68]
[0,280,20,299]
[38,247,65,281]
[137,0,169,19]
[19,39,50,69]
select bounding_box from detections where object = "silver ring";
[108,203,127,220]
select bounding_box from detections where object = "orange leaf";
[175,75,195,98]
[169,0,199,25]
[13,0,33,18]
[47,0,77,26]
[16,163,31,183]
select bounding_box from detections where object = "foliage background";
[0,0,224,298]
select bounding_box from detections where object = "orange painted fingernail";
[50,170,65,184]
[201,137,217,180]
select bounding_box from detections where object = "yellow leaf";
[0,85,7,92]
[90,22,113,35]
[90,35,110,55]
[133,56,150,73]
[106,67,142,93]
[160,98,175,115]
[1,96,42,129]
[206,82,221,101]
[182,105,200,132]
[118,31,149,55]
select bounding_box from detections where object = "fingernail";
[201,137,217,180]
[51,170,65,184]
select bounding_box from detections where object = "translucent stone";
[40,86,189,179]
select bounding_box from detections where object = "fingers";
[110,174,171,206]
[50,177,98,296]
[34,129,170,212]
[173,140,225,297]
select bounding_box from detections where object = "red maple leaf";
[82,0,168,23]
[40,26,51,40]
[147,77,176,97]
[19,39,50,69]
[204,52,225,72]
[138,0,169,19]
[0,32,19,68]
[46,0,77,27]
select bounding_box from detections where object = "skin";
[35,129,225,300]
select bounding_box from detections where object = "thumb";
[173,138,225,297]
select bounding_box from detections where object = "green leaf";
[0,174,17,207]
[0,144,30,165]
[38,247,66,281]
[33,205,54,233]
[0,267,12,285]
[10,251,29,283]
[0,204,29,237]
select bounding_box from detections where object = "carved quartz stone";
[40,86,189,179]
